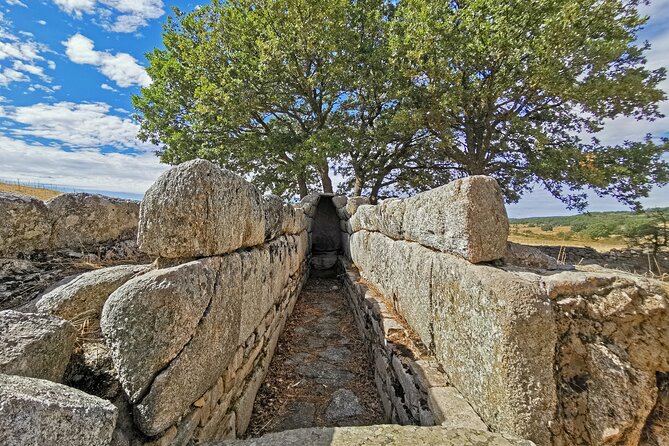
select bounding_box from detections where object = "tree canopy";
[133,0,668,208]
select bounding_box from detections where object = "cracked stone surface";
[212,426,535,446]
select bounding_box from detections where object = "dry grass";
[509,224,627,252]
[0,181,62,201]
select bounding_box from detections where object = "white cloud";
[12,60,49,81]
[6,0,27,6]
[52,0,164,33]
[0,135,167,195]
[100,83,117,91]
[36,20,46,25]
[63,33,151,88]
[0,39,45,62]
[28,84,57,94]
[0,68,28,86]
[52,0,95,17]
[0,12,54,88]
[0,101,153,151]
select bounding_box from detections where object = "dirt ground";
[246,277,384,438]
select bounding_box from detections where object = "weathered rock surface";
[36,264,149,322]
[504,242,559,270]
[331,195,347,209]
[350,231,434,343]
[544,270,669,446]
[211,426,535,446]
[282,203,307,235]
[239,247,272,343]
[0,373,118,446]
[47,193,139,249]
[138,159,265,258]
[0,192,51,257]
[351,230,556,445]
[101,259,216,403]
[0,310,75,382]
[325,389,364,421]
[343,196,370,219]
[263,194,285,241]
[134,254,242,436]
[352,227,669,446]
[427,386,488,430]
[350,176,508,263]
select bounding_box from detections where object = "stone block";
[0,373,118,446]
[0,192,50,257]
[37,264,149,322]
[331,195,347,209]
[350,176,508,263]
[101,259,217,403]
[430,251,556,445]
[134,254,242,436]
[47,193,139,250]
[0,310,75,382]
[239,247,272,343]
[138,159,265,258]
[427,386,488,431]
[234,366,266,436]
[262,194,285,241]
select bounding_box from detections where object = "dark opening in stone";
[311,196,341,273]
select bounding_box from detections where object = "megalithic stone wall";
[0,191,140,257]
[350,176,509,263]
[348,175,669,446]
[100,159,309,444]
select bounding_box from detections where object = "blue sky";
[0,0,667,217]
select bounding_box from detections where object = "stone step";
[206,425,534,446]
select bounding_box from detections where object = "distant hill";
[509,208,669,251]
[0,182,62,201]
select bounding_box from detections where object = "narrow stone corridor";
[245,277,385,437]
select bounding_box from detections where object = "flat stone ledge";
[208,426,534,445]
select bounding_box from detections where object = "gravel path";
[246,277,384,437]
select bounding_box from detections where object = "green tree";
[395,0,668,209]
[134,0,668,205]
[622,209,669,254]
[134,0,355,197]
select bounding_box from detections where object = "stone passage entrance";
[245,277,384,437]
[310,197,342,271]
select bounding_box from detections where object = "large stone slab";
[351,230,557,445]
[0,373,118,446]
[134,254,242,436]
[263,194,285,241]
[239,247,272,343]
[350,231,433,344]
[138,159,265,258]
[350,176,508,263]
[101,259,216,403]
[0,192,51,257]
[430,246,556,445]
[47,193,139,249]
[37,264,149,322]
[0,310,75,382]
[211,426,535,446]
[427,386,488,430]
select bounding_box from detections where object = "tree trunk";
[297,173,308,198]
[369,176,384,204]
[317,160,334,194]
[352,177,364,197]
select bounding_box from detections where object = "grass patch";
[0,181,62,201]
